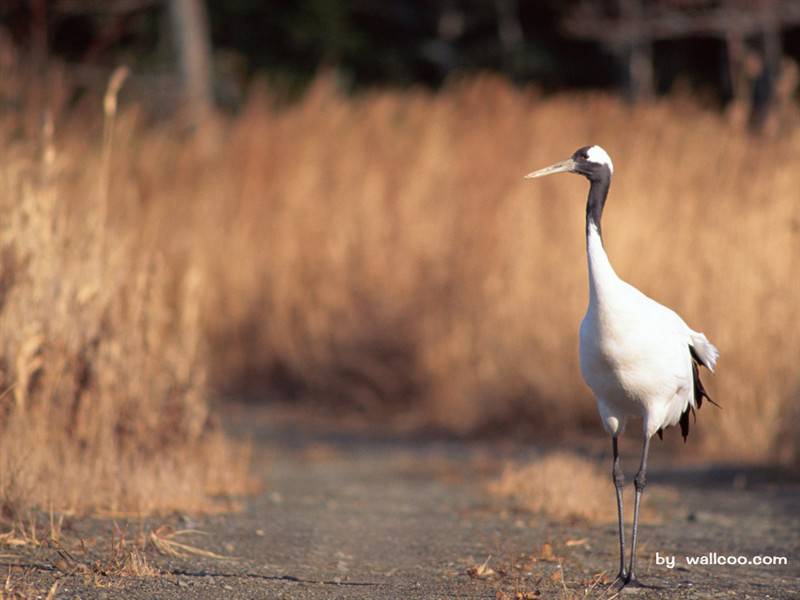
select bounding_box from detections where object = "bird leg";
[611,436,627,584]
[626,434,650,586]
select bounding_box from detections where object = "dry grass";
[0,58,251,515]
[89,525,161,579]
[473,547,616,599]
[489,452,666,523]
[148,526,235,560]
[1,58,797,518]
[195,75,798,463]
[0,574,58,600]
[489,454,614,522]
[0,513,232,588]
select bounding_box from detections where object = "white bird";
[525,145,719,589]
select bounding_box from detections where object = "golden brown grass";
[1,63,797,520]
[195,75,798,463]
[0,62,251,516]
[490,454,616,522]
[489,453,667,523]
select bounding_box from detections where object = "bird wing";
[628,282,719,373]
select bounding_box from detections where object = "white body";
[579,224,718,438]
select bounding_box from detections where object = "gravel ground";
[3,407,798,599]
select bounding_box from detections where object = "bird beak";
[524,158,575,179]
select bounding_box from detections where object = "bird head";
[524,145,613,183]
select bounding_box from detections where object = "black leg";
[626,434,650,586]
[611,436,627,584]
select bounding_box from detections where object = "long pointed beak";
[524,158,575,179]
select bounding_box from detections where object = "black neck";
[586,174,611,239]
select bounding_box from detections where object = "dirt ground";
[3,405,798,599]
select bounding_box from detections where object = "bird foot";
[607,570,628,590]
[620,576,660,592]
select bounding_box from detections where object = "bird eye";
[573,147,590,161]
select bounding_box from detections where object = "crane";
[525,145,719,589]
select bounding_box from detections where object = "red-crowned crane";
[525,145,719,589]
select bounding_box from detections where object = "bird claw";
[607,571,628,590]
[620,577,660,591]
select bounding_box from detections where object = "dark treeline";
[3,1,800,110]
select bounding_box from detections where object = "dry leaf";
[565,538,588,547]
[467,556,497,580]
[539,543,555,561]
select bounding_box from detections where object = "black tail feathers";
[677,348,720,442]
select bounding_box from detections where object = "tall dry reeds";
[1,66,797,521]
[0,65,250,515]
[195,76,798,462]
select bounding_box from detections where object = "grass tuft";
[489,452,666,523]
[148,526,235,560]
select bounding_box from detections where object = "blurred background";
[0,0,798,514]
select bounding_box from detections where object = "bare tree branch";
[565,0,800,43]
